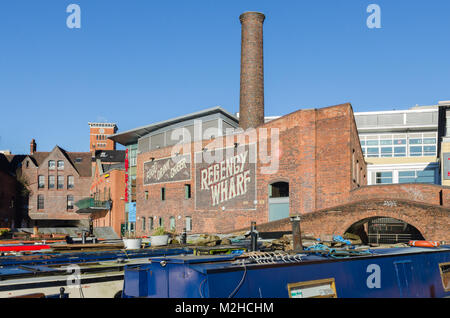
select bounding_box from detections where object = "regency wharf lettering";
[200,150,251,206]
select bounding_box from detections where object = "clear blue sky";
[1,0,449,154]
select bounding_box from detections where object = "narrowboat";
[121,244,450,298]
[0,247,192,298]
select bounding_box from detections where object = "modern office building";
[355,106,439,186]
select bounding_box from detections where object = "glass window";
[423,145,436,156]
[161,188,165,201]
[394,147,406,157]
[57,176,64,189]
[67,195,74,210]
[145,191,149,200]
[399,170,435,184]
[170,216,175,231]
[38,175,45,189]
[409,138,422,145]
[381,147,393,157]
[67,176,74,189]
[423,138,436,145]
[375,172,393,184]
[48,160,55,170]
[367,148,379,157]
[380,140,393,145]
[366,140,379,146]
[409,146,422,156]
[159,217,163,227]
[360,140,366,146]
[37,195,44,210]
[416,170,435,183]
[149,217,154,231]
[185,184,191,199]
[57,160,64,170]
[185,216,192,232]
[142,217,146,231]
[394,139,406,145]
[48,175,55,189]
[399,171,416,183]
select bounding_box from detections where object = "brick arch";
[268,178,290,184]
[254,198,450,242]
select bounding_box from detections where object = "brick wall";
[135,103,362,235]
[91,167,126,236]
[20,152,90,222]
[0,170,17,227]
[244,199,450,242]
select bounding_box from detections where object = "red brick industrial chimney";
[239,11,265,130]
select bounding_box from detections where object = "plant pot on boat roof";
[150,227,169,247]
[123,232,142,250]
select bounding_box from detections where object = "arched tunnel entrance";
[344,216,425,245]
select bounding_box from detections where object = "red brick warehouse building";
[110,12,450,242]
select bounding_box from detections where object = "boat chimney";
[290,215,303,251]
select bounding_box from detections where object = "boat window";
[439,263,450,292]
[287,278,337,298]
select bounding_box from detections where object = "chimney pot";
[30,139,37,155]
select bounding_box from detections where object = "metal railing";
[368,233,413,244]
[75,198,110,210]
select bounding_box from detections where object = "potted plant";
[122,232,142,250]
[150,227,169,247]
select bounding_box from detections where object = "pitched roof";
[0,153,12,173]
[4,147,92,178]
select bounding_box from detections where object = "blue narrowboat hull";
[122,246,450,298]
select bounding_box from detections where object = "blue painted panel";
[268,202,289,222]
[122,247,450,298]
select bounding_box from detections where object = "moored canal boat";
[0,247,192,298]
[122,245,450,298]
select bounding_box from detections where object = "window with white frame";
[375,172,393,184]
[185,216,192,232]
[360,132,437,158]
[371,169,436,185]
[48,160,56,170]
[398,170,435,184]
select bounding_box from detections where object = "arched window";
[269,182,289,198]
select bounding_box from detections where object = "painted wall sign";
[195,144,257,211]
[143,154,191,185]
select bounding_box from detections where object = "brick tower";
[89,123,118,153]
[239,11,265,130]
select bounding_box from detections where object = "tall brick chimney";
[30,139,36,155]
[239,11,265,130]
